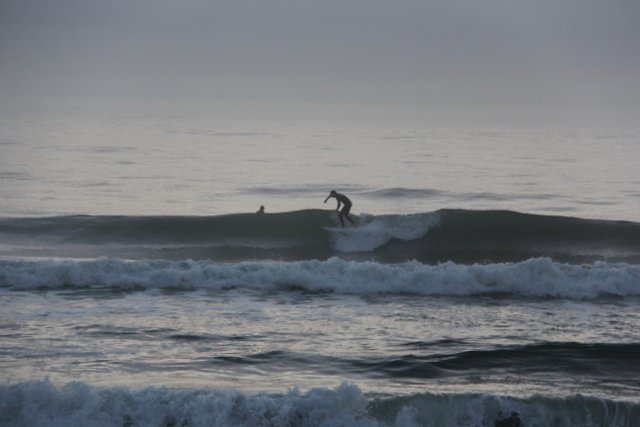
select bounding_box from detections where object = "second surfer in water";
[324,190,355,227]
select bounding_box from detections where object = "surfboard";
[322,226,355,233]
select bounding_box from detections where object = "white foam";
[1,379,636,427]
[330,212,440,252]
[0,380,373,427]
[1,257,639,299]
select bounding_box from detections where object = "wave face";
[1,257,639,299]
[1,380,638,427]
[1,209,640,263]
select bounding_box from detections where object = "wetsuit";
[325,192,355,226]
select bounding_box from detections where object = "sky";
[1,0,639,118]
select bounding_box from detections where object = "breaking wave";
[1,380,637,427]
[1,209,640,263]
[1,257,639,300]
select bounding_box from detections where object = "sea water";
[1,102,640,426]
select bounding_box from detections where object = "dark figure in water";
[256,205,265,214]
[324,190,355,227]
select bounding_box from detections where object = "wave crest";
[1,257,639,299]
[1,209,640,263]
[1,380,637,427]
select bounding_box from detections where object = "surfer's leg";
[342,206,355,226]
[346,214,355,226]
[338,212,345,227]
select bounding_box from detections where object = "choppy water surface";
[3,286,640,398]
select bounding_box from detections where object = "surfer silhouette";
[324,190,355,227]
[256,205,265,214]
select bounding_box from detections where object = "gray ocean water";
[1,104,640,426]
[2,103,639,220]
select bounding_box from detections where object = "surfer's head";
[330,190,336,196]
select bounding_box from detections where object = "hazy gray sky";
[2,0,639,112]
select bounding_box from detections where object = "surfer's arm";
[336,200,342,211]
[324,195,331,204]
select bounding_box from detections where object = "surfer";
[324,190,355,227]
[256,205,265,214]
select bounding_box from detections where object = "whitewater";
[1,108,640,426]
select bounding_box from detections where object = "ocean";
[1,104,640,426]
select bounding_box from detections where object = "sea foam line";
[0,379,637,427]
[1,257,639,299]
